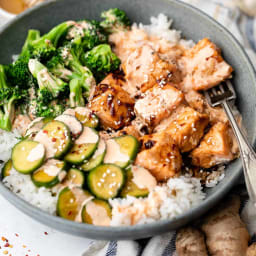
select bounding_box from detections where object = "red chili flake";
[68,211,72,216]
[15,233,19,237]
[52,138,57,142]
[43,130,48,134]
[4,243,10,247]
[44,232,48,235]
[57,127,60,130]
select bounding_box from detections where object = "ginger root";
[247,243,256,256]
[201,195,249,256]
[176,227,208,256]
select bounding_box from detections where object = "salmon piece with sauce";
[190,122,237,168]
[89,73,135,130]
[134,83,184,128]
[165,107,209,152]
[122,44,181,97]
[116,125,141,140]
[181,38,233,91]
[135,132,182,181]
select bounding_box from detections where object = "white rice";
[0,129,20,162]
[3,168,58,215]
[205,166,225,188]
[110,176,205,226]
[135,13,195,48]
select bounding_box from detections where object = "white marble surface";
[0,195,92,255]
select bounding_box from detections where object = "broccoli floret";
[81,44,121,81]
[28,21,73,63]
[66,20,108,51]
[20,29,41,58]
[69,78,85,107]
[60,43,96,90]
[34,99,65,118]
[100,8,131,33]
[5,54,37,89]
[28,59,68,98]
[0,65,28,131]
[46,55,73,81]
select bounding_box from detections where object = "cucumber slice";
[12,140,45,174]
[64,107,99,128]
[31,159,67,188]
[1,159,12,180]
[63,168,85,187]
[74,107,99,129]
[81,139,106,171]
[57,187,93,221]
[104,135,139,168]
[120,169,149,198]
[55,115,83,139]
[64,127,99,164]
[34,120,72,159]
[25,117,52,138]
[81,199,111,225]
[87,164,125,200]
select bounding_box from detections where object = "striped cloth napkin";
[83,0,256,255]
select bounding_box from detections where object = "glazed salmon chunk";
[190,122,237,168]
[181,38,233,91]
[89,73,135,130]
[134,84,184,128]
[165,107,209,152]
[136,132,182,181]
[122,44,180,97]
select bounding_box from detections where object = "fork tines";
[204,80,236,107]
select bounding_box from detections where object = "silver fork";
[205,80,256,206]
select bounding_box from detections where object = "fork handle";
[222,101,256,206]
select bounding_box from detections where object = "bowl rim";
[0,0,255,239]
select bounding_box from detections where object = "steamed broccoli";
[0,65,28,131]
[5,54,37,89]
[100,8,131,33]
[81,44,121,81]
[69,78,85,107]
[46,55,73,81]
[20,29,41,57]
[66,20,108,51]
[25,22,73,63]
[5,30,40,89]
[34,99,65,118]
[60,42,96,89]
[32,83,67,118]
[28,59,68,98]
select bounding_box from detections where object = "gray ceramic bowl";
[0,0,255,240]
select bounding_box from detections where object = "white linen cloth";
[83,0,256,255]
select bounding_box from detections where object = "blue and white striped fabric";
[83,1,256,255]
